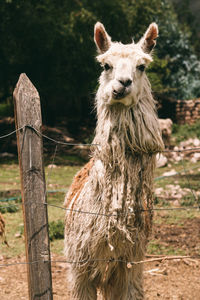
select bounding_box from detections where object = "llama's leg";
[101,264,144,300]
[101,267,128,300]
[102,287,125,300]
[73,281,97,300]
[127,265,144,300]
[69,268,97,300]
[127,282,144,300]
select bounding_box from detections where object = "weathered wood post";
[13,73,53,299]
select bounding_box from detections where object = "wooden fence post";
[13,73,53,299]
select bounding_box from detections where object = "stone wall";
[176,99,200,125]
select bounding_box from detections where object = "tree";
[0,0,200,125]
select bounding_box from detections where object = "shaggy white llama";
[64,22,164,300]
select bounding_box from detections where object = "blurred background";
[0,0,200,137]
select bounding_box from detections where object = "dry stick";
[127,255,197,267]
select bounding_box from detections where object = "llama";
[64,22,164,300]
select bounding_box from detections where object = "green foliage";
[0,102,13,118]
[147,56,169,93]
[148,239,186,255]
[49,220,64,241]
[0,0,200,123]
[0,203,19,214]
[173,0,200,59]
[172,120,200,142]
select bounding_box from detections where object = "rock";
[47,164,57,169]
[190,152,200,163]
[193,152,200,160]
[15,233,21,238]
[155,187,164,196]
[173,200,180,206]
[174,155,182,162]
[0,152,15,158]
[162,169,177,177]
[158,118,173,147]
[193,138,200,147]
[156,153,168,168]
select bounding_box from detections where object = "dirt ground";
[0,218,200,300]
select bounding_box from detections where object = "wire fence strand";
[1,124,200,152]
[0,200,200,215]
[0,124,200,273]
[0,255,199,269]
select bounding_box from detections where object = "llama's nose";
[119,79,132,87]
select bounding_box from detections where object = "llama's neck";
[93,77,163,163]
[90,77,163,220]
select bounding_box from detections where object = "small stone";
[193,138,200,147]
[162,169,177,177]
[173,200,180,206]
[47,164,57,169]
[156,153,167,168]
[15,232,21,238]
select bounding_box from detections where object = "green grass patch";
[172,120,200,143]
[147,240,186,256]
[0,208,25,257]
[0,163,81,192]
[49,220,64,241]
[153,210,198,226]
[0,157,199,258]
[0,160,81,257]
[0,164,20,191]
[46,154,86,166]
[45,165,81,190]
[0,192,67,257]
[0,203,19,214]
[154,160,200,204]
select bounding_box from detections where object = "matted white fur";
[64,22,164,300]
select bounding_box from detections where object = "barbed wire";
[180,158,200,207]
[154,163,200,181]
[0,125,99,146]
[0,124,200,274]
[1,124,200,152]
[1,125,200,214]
[1,161,200,204]
[162,148,200,153]
[0,255,199,268]
[0,200,199,216]
[0,126,25,139]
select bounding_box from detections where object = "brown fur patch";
[64,159,94,211]
[0,212,8,246]
[0,213,5,237]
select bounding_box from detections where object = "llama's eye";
[137,64,146,72]
[103,63,111,71]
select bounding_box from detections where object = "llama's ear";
[139,23,158,53]
[94,22,111,53]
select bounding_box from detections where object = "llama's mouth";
[112,88,130,100]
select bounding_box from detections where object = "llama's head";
[94,22,158,107]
